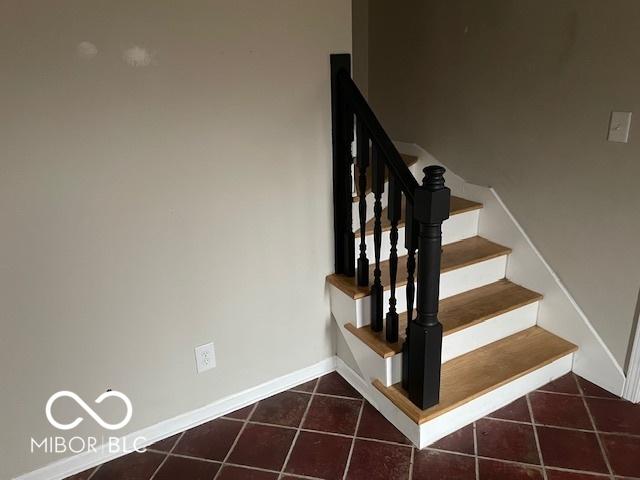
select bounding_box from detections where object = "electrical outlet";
[194,342,216,373]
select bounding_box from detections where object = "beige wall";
[366,0,640,368]
[352,0,369,96]
[0,1,350,477]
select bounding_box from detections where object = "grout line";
[482,414,640,439]
[309,391,365,401]
[278,378,320,479]
[536,389,624,401]
[220,462,323,480]
[341,400,365,480]
[526,393,548,480]
[212,401,260,480]
[146,451,221,464]
[424,443,638,479]
[148,430,185,480]
[407,446,415,480]
[473,421,479,480]
[218,415,417,446]
[86,465,100,480]
[224,461,324,479]
[577,379,616,480]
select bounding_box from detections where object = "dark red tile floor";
[66,372,640,480]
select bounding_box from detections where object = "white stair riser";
[383,302,540,386]
[328,255,508,330]
[343,350,573,450]
[358,209,480,263]
[417,354,573,447]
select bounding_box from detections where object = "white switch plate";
[608,111,632,143]
[195,342,216,373]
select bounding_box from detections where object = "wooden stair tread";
[373,327,577,424]
[344,279,542,358]
[327,236,512,299]
[353,153,418,201]
[356,196,482,235]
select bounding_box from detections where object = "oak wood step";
[326,236,512,299]
[373,327,577,425]
[344,279,542,358]
[353,153,418,201]
[355,196,482,236]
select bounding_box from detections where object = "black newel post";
[406,166,450,409]
[330,54,355,276]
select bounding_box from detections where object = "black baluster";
[406,166,450,409]
[342,107,355,277]
[385,176,401,343]
[370,145,385,332]
[401,200,417,390]
[356,119,369,287]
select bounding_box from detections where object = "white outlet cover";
[195,342,216,373]
[608,111,632,143]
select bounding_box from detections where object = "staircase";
[327,54,578,448]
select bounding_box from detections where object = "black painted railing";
[331,54,451,409]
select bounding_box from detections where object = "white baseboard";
[14,357,337,480]
[623,320,640,403]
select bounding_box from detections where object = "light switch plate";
[608,111,632,143]
[195,342,216,373]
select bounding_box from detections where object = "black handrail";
[337,70,419,203]
[330,53,450,410]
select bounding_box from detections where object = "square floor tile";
[601,433,640,478]
[578,377,620,399]
[216,465,279,479]
[227,423,295,470]
[63,468,96,480]
[546,470,609,479]
[91,452,165,480]
[536,426,608,473]
[173,418,242,461]
[356,402,410,444]
[224,404,255,420]
[537,373,580,395]
[316,372,362,398]
[345,439,412,480]
[284,431,352,480]
[412,450,475,480]
[486,397,532,422]
[153,456,220,480]
[478,459,543,480]
[428,424,474,455]
[251,391,310,427]
[148,433,181,452]
[303,395,362,435]
[289,378,317,393]
[476,418,539,464]
[529,391,592,429]
[586,398,640,435]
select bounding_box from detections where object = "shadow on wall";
[624,287,640,372]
